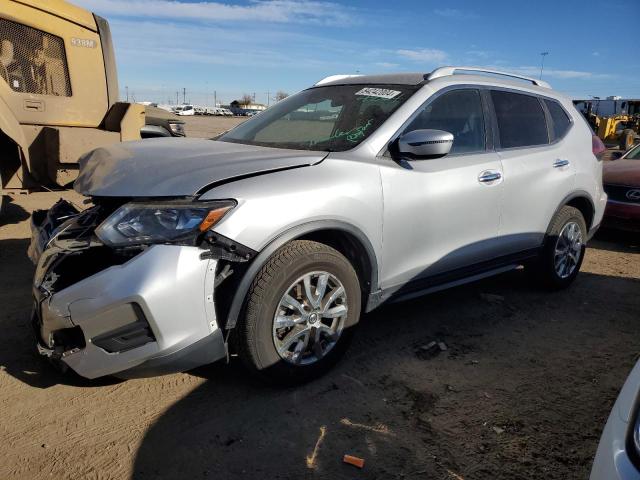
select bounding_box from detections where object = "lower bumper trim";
[114,329,227,379]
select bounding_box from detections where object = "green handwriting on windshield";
[311,118,374,146]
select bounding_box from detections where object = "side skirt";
[366,248,540,311]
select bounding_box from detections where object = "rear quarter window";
[544,99,571,141]
[491,90,548,148]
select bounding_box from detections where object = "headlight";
[96,200,235,247]
[169,122,185,136]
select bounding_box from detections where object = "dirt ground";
[182,115,246,138]
[0,117,639,479]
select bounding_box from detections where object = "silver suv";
[29,67,607,383]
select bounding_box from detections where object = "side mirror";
[396,129,454,159]
[610,151,624,161]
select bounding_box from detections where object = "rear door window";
[403,89,486,154]
[491,90,548,148]
[543,99,571,141]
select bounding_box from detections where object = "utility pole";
[214,90,217,107]
[266,90,270,107]
[176,91,179,105]
[125,85,129,102]
[183,88,186,104]
[539,52,549,80]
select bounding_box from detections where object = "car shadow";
[0,196,30,226]
[129,269,640,480]
[590,228,640,254]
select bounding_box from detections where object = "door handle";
[478,170,502,183]
[553,159,570,168]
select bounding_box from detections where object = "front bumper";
[29,203,227,379]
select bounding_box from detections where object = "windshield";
[218,84,419,151]
[626,143,640,159]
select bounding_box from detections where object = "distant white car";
[591,359,640,479]
[174,105,195,116]
[194,106,206,115]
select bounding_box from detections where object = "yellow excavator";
[574,98,640,151]
[0,0,184,215]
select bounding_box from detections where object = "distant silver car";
[29,67,607,382]
[591,359,640,479]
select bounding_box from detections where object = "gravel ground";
[0,117,638,479]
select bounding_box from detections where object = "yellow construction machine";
[574,98,640,150]
[0,0,184,215]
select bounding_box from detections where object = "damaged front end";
[28,198,255,379]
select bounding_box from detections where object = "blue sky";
[77,0,640,106]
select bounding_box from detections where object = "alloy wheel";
[554,221,583,279]
[272,271,348,366]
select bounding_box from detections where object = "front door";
[380,88,504,290]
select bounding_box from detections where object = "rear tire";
[237,240,361,384]
[528,206,587,290]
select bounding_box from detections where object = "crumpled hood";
[74,138,326,197]
[603,159,640,186]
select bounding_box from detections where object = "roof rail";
[426,66,551,89]
[315,74,363,86]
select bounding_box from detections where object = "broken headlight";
[169,122,185,136]
[95,200,235,247]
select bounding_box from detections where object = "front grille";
[604,184,640,204]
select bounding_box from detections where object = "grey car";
[28,67,607,383]
[591,358,640,479]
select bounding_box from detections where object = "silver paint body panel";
[74,137,326,197]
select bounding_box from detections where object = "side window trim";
[540,98,555,142]
[480,89,498,151]
[382,84,489,158]
[538,96,552,145]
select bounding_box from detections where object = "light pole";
[539,52,549,80]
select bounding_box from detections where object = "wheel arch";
[221,220,379,331]
[548,191,595,233]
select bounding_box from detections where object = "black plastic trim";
[380,248,539,304]
[549,190,596,232]
[223,220,379,330]
[91,308,155,353]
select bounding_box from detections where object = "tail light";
[592,135,606,160]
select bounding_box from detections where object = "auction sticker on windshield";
[355,88,401,99]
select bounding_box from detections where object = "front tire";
[529,206,587,290]
[237,240,361,384]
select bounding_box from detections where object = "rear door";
[491,89,576,253]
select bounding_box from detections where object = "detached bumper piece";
[29,200,229,379]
